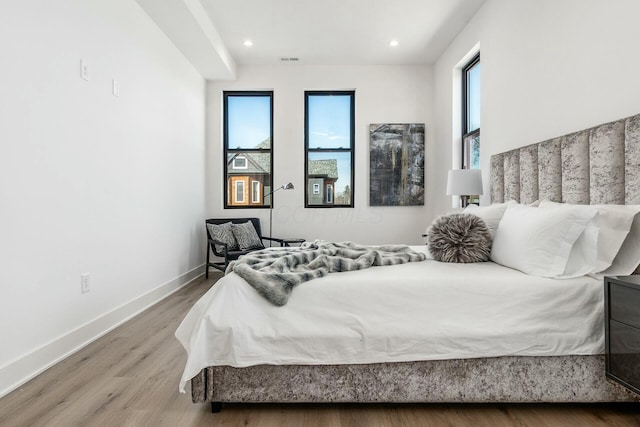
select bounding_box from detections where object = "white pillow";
[599,212,640,277]
[464,203,508,238]
[535,204,600,278]
[490,204,598,278]
[539,200,640,273]
[558,218,599,278]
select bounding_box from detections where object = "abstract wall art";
[369,123,425,206]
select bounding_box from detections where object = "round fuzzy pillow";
[426,213,492,263]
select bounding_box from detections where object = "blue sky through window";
[308,95,351,149]
[228,96,271,149]
[467,62,481,131]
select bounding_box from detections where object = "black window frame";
[462,53,480,169]
[223,90,274,209]
[304,90,355,208]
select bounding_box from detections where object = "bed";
[177,113,640,408]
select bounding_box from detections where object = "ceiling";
[136,0,486,79]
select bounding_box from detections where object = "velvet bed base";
[190,356,637,404]
[189,113,640,406]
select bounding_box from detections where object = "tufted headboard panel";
[490,114,640,205]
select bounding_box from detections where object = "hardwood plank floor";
[1,273,640,426]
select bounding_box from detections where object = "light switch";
[112,79,120,97]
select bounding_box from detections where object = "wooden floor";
[1,275,640,427]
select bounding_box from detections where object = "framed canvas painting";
[369,123,425,206]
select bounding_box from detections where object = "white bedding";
[176,246,604,392]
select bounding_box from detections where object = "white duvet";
[176,246,604,392]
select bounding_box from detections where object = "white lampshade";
[446,169,483,196]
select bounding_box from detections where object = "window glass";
[466,61,481,133]
[463,134,481,169]
[307,151,352,206]
[307,94,352,149]
[251,180,260,203]
[233,156,247,169]
[235,180,245,204]
[227,96,272,149]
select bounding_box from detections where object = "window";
[224,91,273,208]
[251,180,260,203]
[305,91,355,207]
[462,53,480,169]
[235,180,245,204]
[232,156,247,169]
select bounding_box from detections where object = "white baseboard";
[0,264,204,399]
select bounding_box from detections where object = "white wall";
[0,0,206,395]
[206,65,434,244]
[434,0,640,211]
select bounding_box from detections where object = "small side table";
[604,275,640,395]
[281,238,305,247]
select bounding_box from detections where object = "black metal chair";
[205,218,284,278]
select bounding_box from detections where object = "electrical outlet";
[81,273,91,294]
[80,59,89,81]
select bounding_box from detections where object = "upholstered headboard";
[490,114,640,205]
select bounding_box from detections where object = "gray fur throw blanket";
[226,240,427,306]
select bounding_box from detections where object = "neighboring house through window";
[304,91,355,207]
[462,53,480,170]
[223,91,273,208]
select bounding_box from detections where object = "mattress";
[176,246,604,392]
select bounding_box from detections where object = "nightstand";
[604,275,640,395]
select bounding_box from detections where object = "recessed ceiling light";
[243,40,253,47]
[389,40,399,47]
